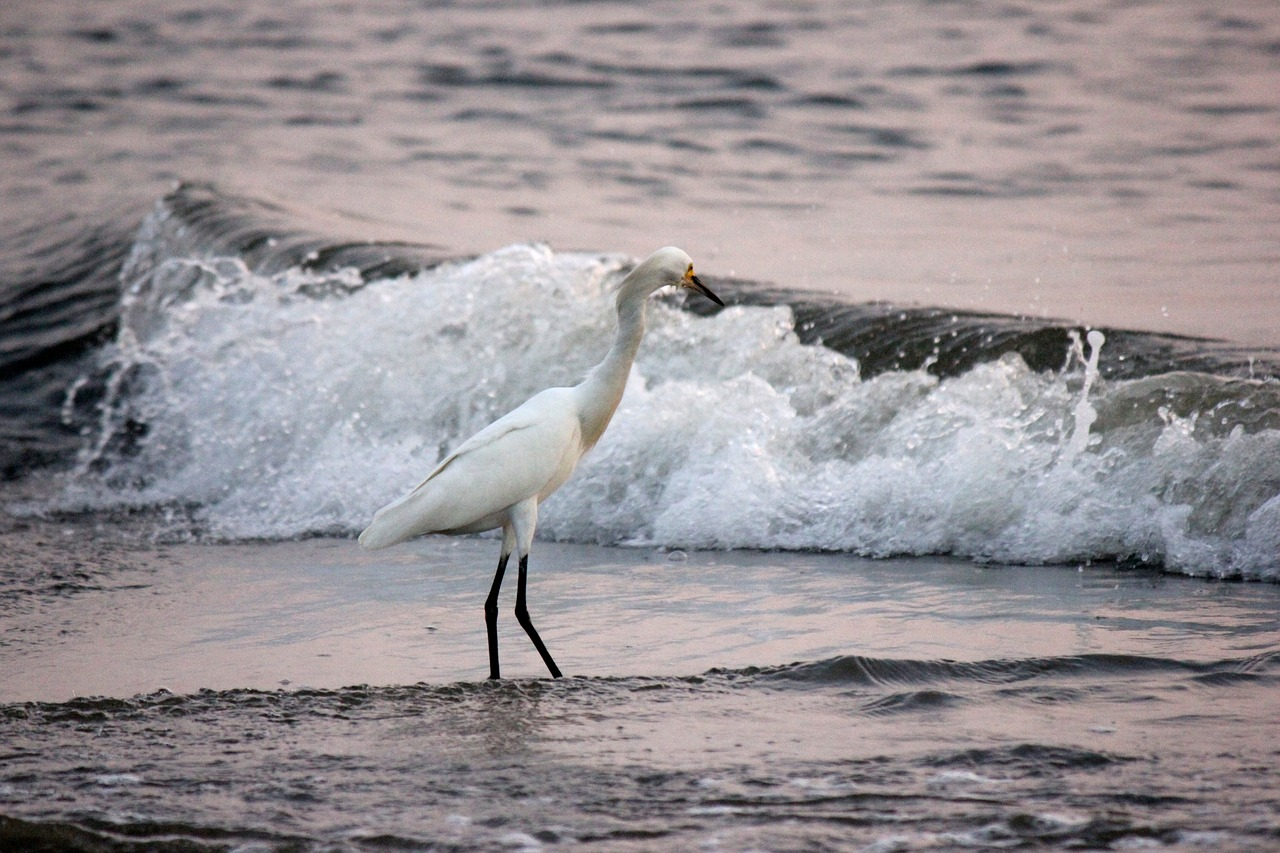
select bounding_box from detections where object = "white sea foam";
[62,237,1280,578]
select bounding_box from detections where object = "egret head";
[631,246,724,306]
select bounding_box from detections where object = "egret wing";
[359,388,582,548]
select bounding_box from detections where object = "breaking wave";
[15,185,1278,579]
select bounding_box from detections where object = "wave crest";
[47,189,1280,579]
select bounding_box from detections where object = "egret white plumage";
[359,247,723,679]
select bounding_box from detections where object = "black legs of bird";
[514,555,563,678]
[484,553,508,679]
[358,247,723,678]
[484,551,562,680]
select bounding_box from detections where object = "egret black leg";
[514,555,563,678]
[485,553,509,680]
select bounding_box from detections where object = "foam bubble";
[61,237,1280,578]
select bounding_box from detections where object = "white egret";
[359,247,723,679]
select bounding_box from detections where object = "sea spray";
[55,236,1280,578]
[1060,329,1104,464]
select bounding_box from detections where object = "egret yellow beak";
[683,267,724,306]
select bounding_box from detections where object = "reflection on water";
[5,535,1274,701]
[4,535,1278,702]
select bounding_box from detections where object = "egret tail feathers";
[358,490,436,550]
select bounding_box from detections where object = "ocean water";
[2,529,1279,851]
[2,0,1280,850]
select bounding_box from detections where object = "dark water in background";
[3,1,1280,850]
[4,0,1280,339]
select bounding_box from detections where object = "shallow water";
[2,519,1279,851]
[8,529,1277,702]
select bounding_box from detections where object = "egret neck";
[575,270,653,452]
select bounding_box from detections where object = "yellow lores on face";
[679,260,724,305]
